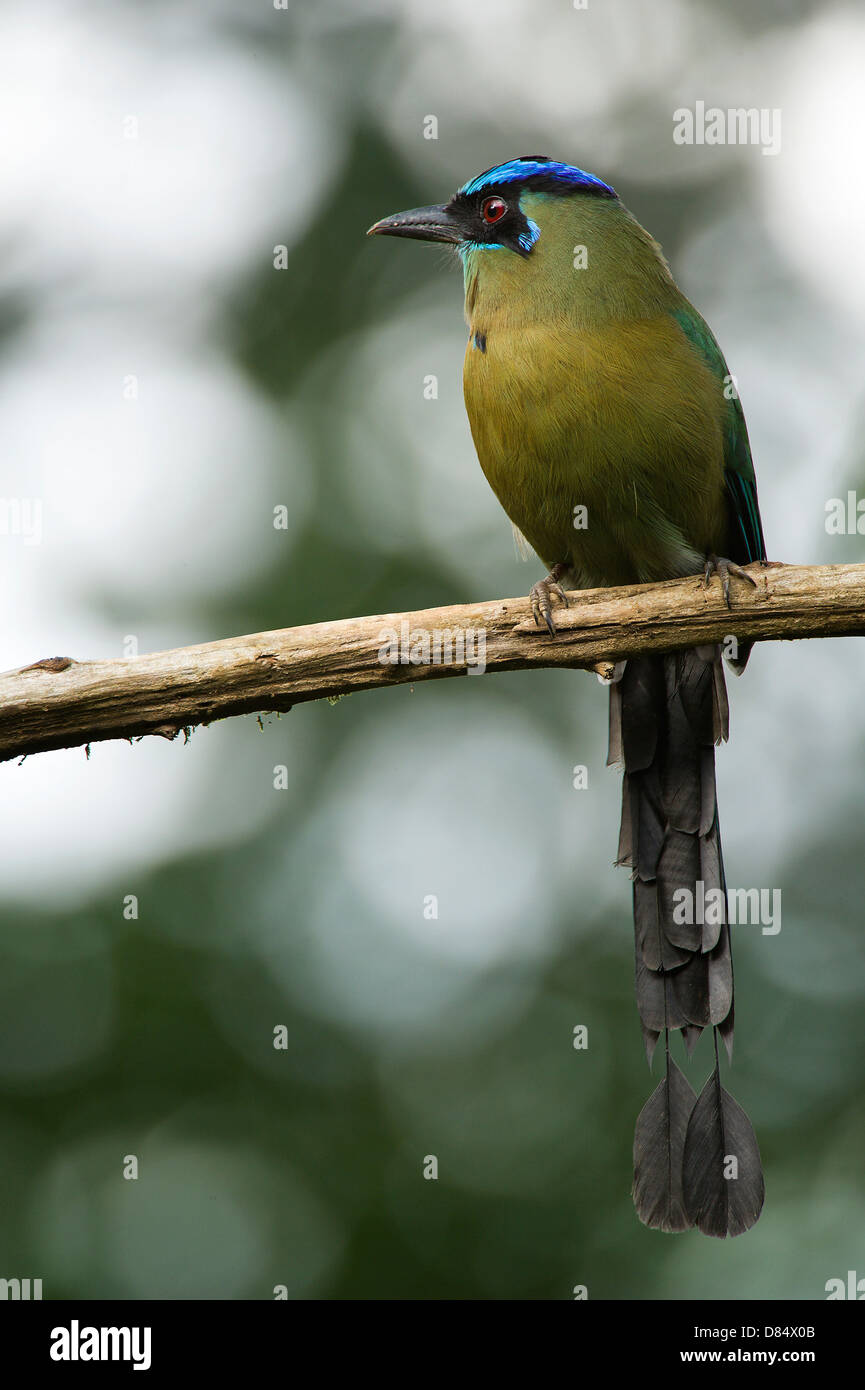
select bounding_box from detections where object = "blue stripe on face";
[457,212,539,259]
[458,241,505,257]
[517,217,541,252]
[459,160,615,198]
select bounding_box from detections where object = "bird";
[368,156,766,1237]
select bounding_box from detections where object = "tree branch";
[2,563,862,762]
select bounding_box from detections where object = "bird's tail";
[608,649,764,1237]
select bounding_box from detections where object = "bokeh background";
[1,0,864,1300]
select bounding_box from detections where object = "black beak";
[366,203,462,246]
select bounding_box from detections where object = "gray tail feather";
[610,649,764,1237]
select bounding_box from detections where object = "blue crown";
[459,157,615,199]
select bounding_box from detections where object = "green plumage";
[461,192,764,586]
[369,162,767,1237]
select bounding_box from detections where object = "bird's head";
[367,156,616,262]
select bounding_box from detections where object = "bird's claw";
[530,578,568,636]
[703,554,758,610]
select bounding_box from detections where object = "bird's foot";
[703,554,758,610]
[529,563,569,637]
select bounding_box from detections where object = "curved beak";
[366,203,462,245]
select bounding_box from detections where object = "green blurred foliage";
[1,0,864,1300]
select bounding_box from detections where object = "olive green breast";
[463,311,729,588]
[459,194,731,588]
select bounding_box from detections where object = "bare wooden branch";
[2,562,862,762]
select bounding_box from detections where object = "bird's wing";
[671,305,767,565]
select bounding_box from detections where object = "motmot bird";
[369,157,766,1237]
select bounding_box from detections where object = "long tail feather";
[682,1037,765,1237]
[633,1028,697,1232]
[612,649,764,1236]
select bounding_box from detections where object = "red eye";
[481,196,507,225]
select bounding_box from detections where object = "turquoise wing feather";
[671,306,766,564]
